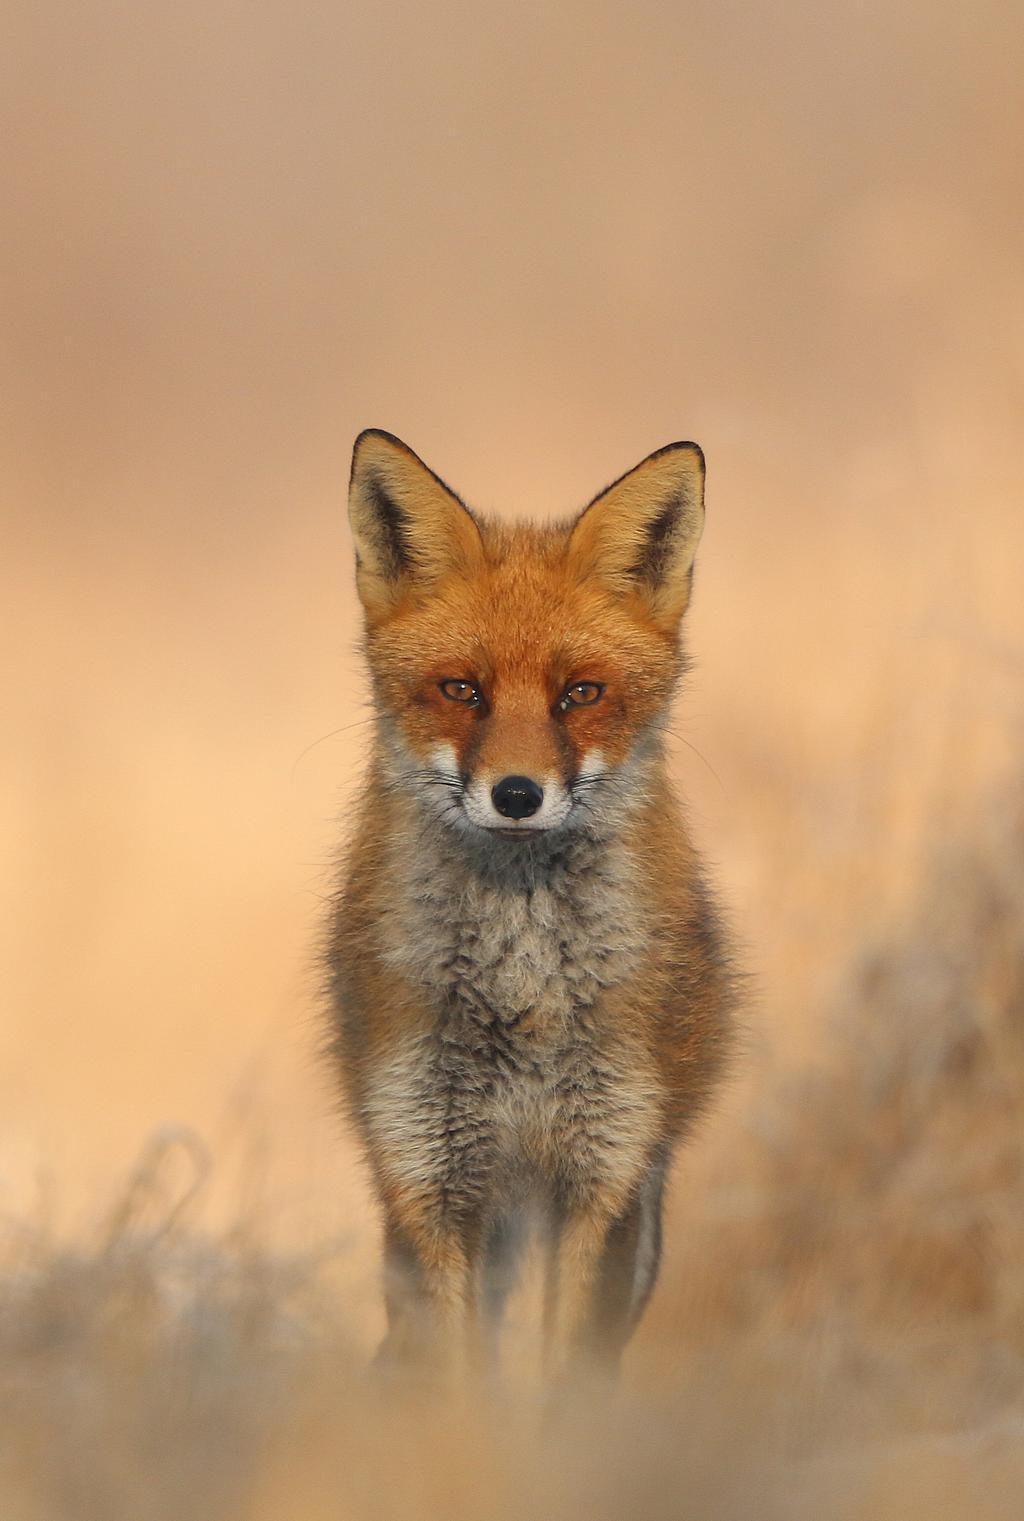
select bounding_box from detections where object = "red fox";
[328,430,735,1379]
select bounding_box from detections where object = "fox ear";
[568,443,706,631]
[348,430,484,621]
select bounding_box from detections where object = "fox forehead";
[366,520,678,692]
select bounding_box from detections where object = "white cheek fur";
[577,748,607,781]
[429,742,461,780]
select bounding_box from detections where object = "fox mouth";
[412,755,606,837]
[419,774,565,836]
[465,799,567,839]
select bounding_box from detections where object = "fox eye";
[559,681,604,711]
[439,679,481,705]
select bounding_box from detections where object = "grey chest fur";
[379,824,649,1035]
[365,823,661,1208]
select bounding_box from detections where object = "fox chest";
[362,1014,660,1204]
[378,834,649,1027]
[365,841,661,1196]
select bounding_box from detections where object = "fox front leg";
[544,1161,667,1381]
[372,1155,495,1377]
[364,1033,498,1376]
[376,1211,479,1374]
[544,1202,619,1381]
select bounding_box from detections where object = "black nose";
[491,775,544,820]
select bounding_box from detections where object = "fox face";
[347,430,705,840]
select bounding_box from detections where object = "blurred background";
[3,1,1023,1515]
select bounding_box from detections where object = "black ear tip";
[350,428,416,484]
[655,440,705,472]
[352,426,407,456]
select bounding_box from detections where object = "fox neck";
[370,730,664,1029]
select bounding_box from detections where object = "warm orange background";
[3,0,1022,1273]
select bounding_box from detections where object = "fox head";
[347,430,705,841]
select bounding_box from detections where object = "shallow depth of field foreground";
[4,1,1024,1516]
